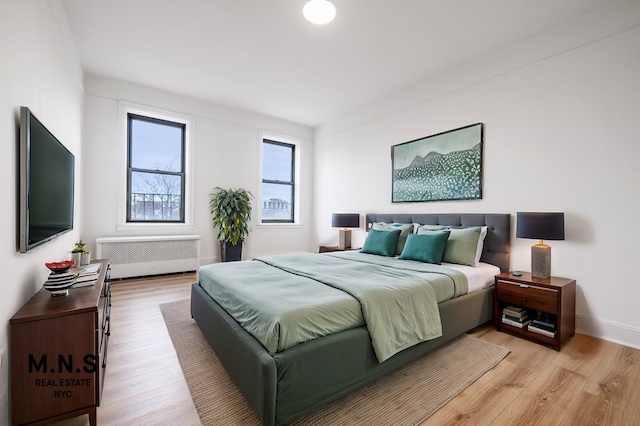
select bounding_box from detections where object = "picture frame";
[391,123,483,202]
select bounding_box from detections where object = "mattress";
[443,261,500,293]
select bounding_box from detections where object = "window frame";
[126,113,186,223]
[260,137,298,225]
[117,102,194,231]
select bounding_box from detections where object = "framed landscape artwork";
[391,123,483,202]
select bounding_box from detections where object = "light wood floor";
[55,273,640,426]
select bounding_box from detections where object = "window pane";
[130,171,182,221]
[263,142,292,182]
[262,182,292,221]
[127,112,187,224]
[130,117,183,171]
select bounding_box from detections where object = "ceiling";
[61,0,613,128]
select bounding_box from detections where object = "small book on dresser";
[72,263,102,288]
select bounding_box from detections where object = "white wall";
[314,4,640,348]
[0,0,84,423]
[82,76,315,264]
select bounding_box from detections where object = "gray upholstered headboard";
[365,213,511,272]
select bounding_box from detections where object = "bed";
[191,213,510,425]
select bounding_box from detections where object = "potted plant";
[71,240,90,266]
[209,187,254,262]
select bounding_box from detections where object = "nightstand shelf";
[493,272,576,351]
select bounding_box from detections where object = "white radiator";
[95,235,201,279]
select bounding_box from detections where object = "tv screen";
[19,106,75,253]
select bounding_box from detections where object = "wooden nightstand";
[494,272,576,351]
[319,246,359,253]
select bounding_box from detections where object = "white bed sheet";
[442,262,500,293]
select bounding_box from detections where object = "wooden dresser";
[10,259,111,426]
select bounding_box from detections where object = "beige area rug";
[160,299,509,426]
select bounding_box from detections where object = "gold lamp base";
[531,241,551,279]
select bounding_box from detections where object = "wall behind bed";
[313,2,640,349]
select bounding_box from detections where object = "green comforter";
[197,251,468,362]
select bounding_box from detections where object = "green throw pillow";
[372,222,413,255]
[442,227,482,266]
[399,231,451,264]
[360,229,401,257]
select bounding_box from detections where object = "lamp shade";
[516,212,565,241]
[331,213,360,228]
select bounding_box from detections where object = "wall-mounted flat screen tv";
[18,106,75,253]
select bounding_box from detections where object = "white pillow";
[474,226,488,265]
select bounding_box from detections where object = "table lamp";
[516,212,565,279]
[331,213,360,249]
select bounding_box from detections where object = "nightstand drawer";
[496,279,558,314]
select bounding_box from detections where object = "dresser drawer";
[496,279,558,314]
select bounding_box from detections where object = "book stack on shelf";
[501,305,531,328]
[72,263,102,288]
[529,315,557,337]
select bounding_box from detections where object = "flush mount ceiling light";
[303,0,336,25]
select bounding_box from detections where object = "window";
[261,139,295,223]
[127,113,186,222]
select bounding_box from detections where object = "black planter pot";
[221,241,243,262]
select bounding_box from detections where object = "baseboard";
[576,314,640,350]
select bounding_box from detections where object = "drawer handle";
[520,284,529,288]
